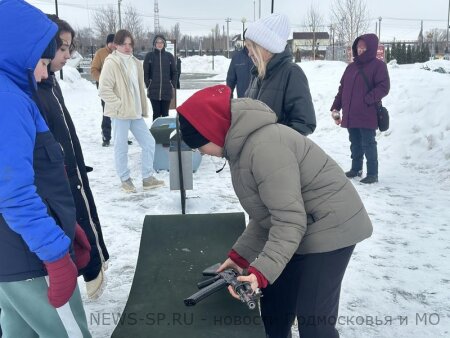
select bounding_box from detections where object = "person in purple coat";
[331,33,390,184]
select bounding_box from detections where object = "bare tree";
[171,23,182,44]
[92,5,118,40]
[123,5,145,50]
[74,26,98,57]
[425,28,448,54]
[330,0,370,46]
[304,4,324,58]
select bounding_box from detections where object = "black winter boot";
[360,175,378,184]
[345,170,362,178]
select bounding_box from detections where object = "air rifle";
[184,263,260,310]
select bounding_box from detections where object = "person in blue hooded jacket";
[0,0,91,336]
[226,44,253,98]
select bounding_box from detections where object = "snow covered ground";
[57,56,450,337]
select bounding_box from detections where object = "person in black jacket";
[37,15,110,300]
[143,35,177,120]
[226,45,253,98]
[176,56,181,89]
[244,13,316,136]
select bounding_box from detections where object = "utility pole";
[154,0,160,33]
[329,24,335,61]
[378,17,382,43]
[310,25,316,61]
[447,0,450,53]
[253,0,255,21]
[211,28,215,70]
[118,0,122,29]
[225,17,231,58]
[313,30,316,60]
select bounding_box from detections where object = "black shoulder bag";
[358,68,389,132]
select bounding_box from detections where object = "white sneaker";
[143,176,165,190]
[121,178,137,193]
[86,268,106,300]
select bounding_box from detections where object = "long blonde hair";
[245,39,273,79]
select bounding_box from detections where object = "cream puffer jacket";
[98,52,149,119]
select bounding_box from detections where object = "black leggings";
[260,245,355,338]
[150,99,171,121]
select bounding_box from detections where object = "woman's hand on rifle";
[217,257,244,275]
[228,274,259,299]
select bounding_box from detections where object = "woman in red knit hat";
[177,85,373,338]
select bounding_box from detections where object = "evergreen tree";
[401,43,407,64]
[417,45,424,62]
[421,43,431,62]
[418,45,424,62]
[411,45,417,63]
[396,42,404,64]
[386,46,391,62]
[424,43,431,60]
[406,44,412,64]
[391,43,397,61]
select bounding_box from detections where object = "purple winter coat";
[331,34,390,129]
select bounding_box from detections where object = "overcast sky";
[29,0,449,41]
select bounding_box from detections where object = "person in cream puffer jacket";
[99,29,164,192]
[177,85,373,338]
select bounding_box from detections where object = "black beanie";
[178,114,209,149]
[106,33,115,44]
[41,37,57,60]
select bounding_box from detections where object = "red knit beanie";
[177,85,232,147]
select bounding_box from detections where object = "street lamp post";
[55,0,63,78]
[225,17,231,58]
[241,17,247,39]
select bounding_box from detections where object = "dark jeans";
[101,110,111,142]
[150,99,171,121]
[348,128,378,176]
[260,245,355,338]
[98,82,111,142]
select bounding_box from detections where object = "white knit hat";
[245,13,290,54]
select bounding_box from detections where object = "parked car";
[134,51,148,60]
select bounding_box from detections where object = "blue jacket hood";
[0,0,57,96]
